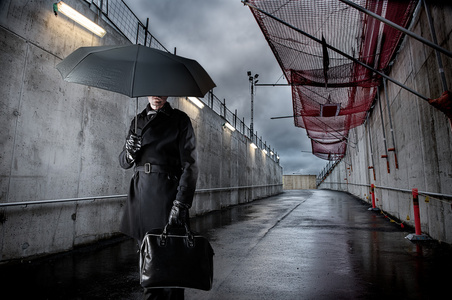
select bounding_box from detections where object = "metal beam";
[255,83,291,86]
[339,0,452,59]
[242,0,430,101]
[271,115,297,119]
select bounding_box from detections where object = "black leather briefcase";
[140,224,214,291]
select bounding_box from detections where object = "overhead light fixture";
[188,97,205,109]
[53,1,106,37]
[223,122,235,132]
[250,143,258,149]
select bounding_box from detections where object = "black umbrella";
[56,44,216,133]
[56,44,216,97]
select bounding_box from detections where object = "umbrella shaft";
[135,97,138,135]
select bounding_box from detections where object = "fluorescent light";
[55,2,106,37]
[188,97,205,109]
[223,122,235,132]
[250,143,258,149]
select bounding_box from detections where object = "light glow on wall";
[55,1,106,37]
[223,122,235,132]
[188,97,205,109]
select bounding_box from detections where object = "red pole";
[412,188,422,235]
[371,184,376,208]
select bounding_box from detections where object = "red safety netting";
[247,0,415,160]
[311,139,348,161]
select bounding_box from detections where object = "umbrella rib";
[182,62,203,96]
[57,45,123,78]
[130,45,140,96]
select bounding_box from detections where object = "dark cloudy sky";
[124,0,327,175]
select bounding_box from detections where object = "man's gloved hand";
[169,200,190,226]
[125,133,142,163]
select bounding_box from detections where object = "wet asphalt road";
[1,189,452,299]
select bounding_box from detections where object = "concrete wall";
[319,3,452,244]
[171,98,283,215]
[0,0,282,262]
[283,175,316,190]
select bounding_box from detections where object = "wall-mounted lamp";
[223,122,235,132]
[262,149,268,155]
[53,1,106,37]
[188,97,205,109]
[250,143,258,149]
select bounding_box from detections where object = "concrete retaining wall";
[0,0,282,262]
[171,97,283,215]
[283,175,316,190]
[319,3,452,244]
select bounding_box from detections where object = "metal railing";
[200,93,280,162]
[87,0,279,162]
[316,159,341,186]
[319,182,452,200]
[90,0,167,51]
[0,184,283,207]
[196,183,283,193]
[0,195,127,208]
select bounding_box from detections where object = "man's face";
[148,96,168,110]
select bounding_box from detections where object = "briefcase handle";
[160,223,195,248]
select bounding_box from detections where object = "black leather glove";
[125,133,141,163]
[168,200,190,226]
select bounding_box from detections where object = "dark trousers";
[143,288,184,300]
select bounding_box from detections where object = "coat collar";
[143,102,173,117]
[136,102,173,136]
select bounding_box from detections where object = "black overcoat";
[119,102,198,241]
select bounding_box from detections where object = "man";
[119,96,198,300]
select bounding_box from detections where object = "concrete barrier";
[283,175,316,190]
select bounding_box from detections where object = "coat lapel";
[139,102,173,136]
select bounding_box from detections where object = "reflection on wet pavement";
[1,190,451,300]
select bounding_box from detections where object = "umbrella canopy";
[56,44,216,98]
